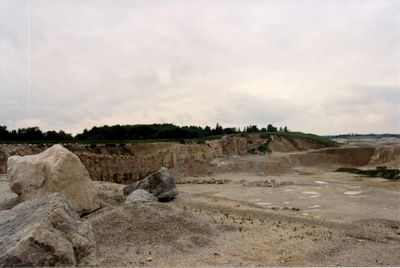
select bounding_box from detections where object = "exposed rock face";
[76,142,221,184]
[124,167,178,202]
[220,136,254,155]
[0,149,8,174]
[0,134,366,184]
[0,193,98,267]
[7,144,98,213]
[268,135,324,152]
[370,145,400,168]
[0,137,258,184]
[125,189,156,205]
[0,144,44,174]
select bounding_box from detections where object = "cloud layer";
[1,0,399,134]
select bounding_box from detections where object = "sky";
[0,0,399,135]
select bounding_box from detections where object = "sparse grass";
[77,138,182,144]
[259,131,337,147]
[336,167,399,180]
[240,133,252,139]
[190,135,225,144]
[282,132,337,147]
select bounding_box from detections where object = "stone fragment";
[123,167,178,202]
[125,189,156,205]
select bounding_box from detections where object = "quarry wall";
[0,136,263,183]
[1,135,396,184]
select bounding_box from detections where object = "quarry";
[0,134,399,266]
[2,0,398,266]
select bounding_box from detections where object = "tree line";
[0,126,73,142]
[0,123,289,142]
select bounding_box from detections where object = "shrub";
[336,167,399,180]
[258,143,270,154]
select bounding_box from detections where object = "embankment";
[212,145,400,175]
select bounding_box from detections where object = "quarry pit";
[0,134,399,266]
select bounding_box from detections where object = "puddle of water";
[283,201,290,204]
[310,195,321,198]
[284,189,294,192]
[302,212,309,216]
[307,205,321,209]
[314,181,328,184]
[344,191,362,195]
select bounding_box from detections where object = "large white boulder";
[7,144,98,213]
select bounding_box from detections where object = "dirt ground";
[88,166,400,266]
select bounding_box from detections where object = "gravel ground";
[87,175,400,267]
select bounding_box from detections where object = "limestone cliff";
[0,135,327,184]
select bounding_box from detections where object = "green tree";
[267,124,277,132]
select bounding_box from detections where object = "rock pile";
[241,179,293,188]
[176,177,230,184]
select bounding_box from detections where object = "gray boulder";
[123,167,178,202]
[0,193,98,267]
[124,189,156,205]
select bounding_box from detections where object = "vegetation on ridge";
[259,131,337,147]
[336,166,400,180]
[0,123,336,147]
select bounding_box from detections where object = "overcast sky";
[0,0,399,135]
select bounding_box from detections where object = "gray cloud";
[0,0,399,134]
[286,85,400,134]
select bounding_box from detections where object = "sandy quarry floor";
[178,171,400,223]
[88,169,400,267]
